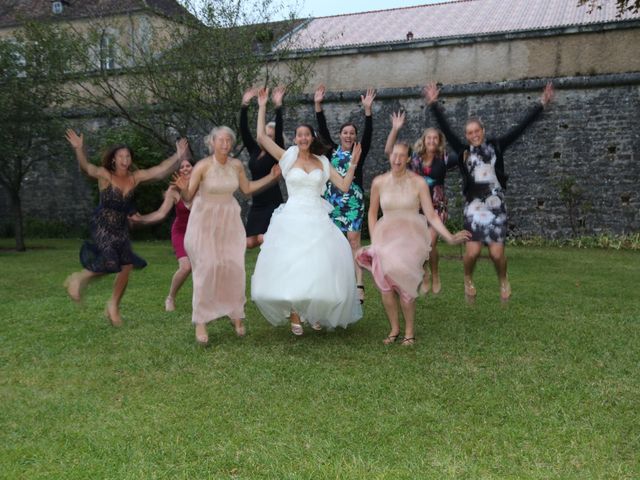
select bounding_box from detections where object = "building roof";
[0,0,193,28]
[278,0,640,51]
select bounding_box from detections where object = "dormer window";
[52,1,64,14]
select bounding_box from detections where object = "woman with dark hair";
[314,85,375,304]
[425,81,554,302]
[251,88,363,335]
[63,130,189,326]
[129,157,194,312]
[385,111,458,295]
[240,86,286,249]
[357,141,469,345]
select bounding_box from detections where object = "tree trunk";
[10,191,25,251]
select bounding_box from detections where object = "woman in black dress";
[240,86,286,249]
[64,129,188,325]
[425,82,554,303]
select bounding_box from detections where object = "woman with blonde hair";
[385,112,457,295]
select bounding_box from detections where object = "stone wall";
[1,73,639,239]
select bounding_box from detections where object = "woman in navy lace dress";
[64,129,188,326]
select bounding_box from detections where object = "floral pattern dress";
[323,147,365,233]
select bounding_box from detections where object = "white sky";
[284,0,442,19]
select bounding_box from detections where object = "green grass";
[1,239,638,479]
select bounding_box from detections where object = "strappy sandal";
[357,284,365,304]
[383,334,400,345]
[400,337,415,346]
[230,319,246,337]
[290,322,304,336]
[104,301,123,327]
[464,279,477,304]
[165,296,175,312]
[195,325,209,346]
[500,279,512,303]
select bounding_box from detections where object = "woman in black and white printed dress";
[425,81,554,303]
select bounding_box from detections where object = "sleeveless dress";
[184,159,246,324]
[80,184,146,273]
[251,146,363,329]
[356,175,431,303]
[171,199,190,259]
[323,147,365,232]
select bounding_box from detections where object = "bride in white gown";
[251,87,363,334]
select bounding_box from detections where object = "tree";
[56,0,315,150]
[577,0,640,15]
[0,23,73,251]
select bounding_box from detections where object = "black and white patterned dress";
[463,144,508,244]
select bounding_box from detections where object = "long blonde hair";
[413,127,446,159]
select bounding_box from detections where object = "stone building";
[1,0,639,238]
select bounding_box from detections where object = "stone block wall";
[1,74,638,239]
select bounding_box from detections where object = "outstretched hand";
[257,87,269,107]
[361,88,376,113]
[423,81,440,105]
[391,111,406,130]
[65,129,83,149]
[171,172,188,191]
[541,82,554,107]
[350,142,362,168]
[242,87,257,106]
[314,84,326,105]
[450,230,472,244]
[271,85,286,107]
[176,138,189,158]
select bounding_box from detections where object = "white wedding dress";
[251,146,363,329]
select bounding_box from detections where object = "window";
[99,30,118,70]
[52,1,63,14]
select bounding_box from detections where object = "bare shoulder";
[371,172,389,187]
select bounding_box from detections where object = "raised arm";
[272,85,286,148]
[235,159,281,196]
[384,111,406,157]
[329,143,361,192]
[65,129,110,182]
[355,88,375,175]
[418,179,470,244]
[314,85,337,149]
[130,189,179,225]
[497,82,554,151]
[425,82,465,153]
[240,88,260,156]
[256,88,286,161]
[134,138,189,184]
[367,176,381,236]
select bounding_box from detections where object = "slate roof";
[0,0,192,28]
[278,0,640,50]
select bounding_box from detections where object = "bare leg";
[488,242,510,302]
[231,317,246,337]
[166,257,192,311]
[290,310,303,335]
[106,264,133,327]
[429,227,441,294]
[348,231,364,303]
[195,323,209,345]
[64,269,100,303]
[380,290,401,344]
[463,241,482,302]
[399,297,417,345]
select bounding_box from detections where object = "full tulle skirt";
[251,197,362,329]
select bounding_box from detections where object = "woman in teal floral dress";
[314,85,376,303]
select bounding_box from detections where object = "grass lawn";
[0,239,638,479]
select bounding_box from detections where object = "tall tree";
[58,0,315,149]
[0,23,72,251]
